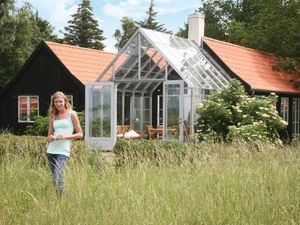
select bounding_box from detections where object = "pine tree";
[35,11,57,41]
[136,0,171,33]
[63,0,105,50]
[176,22,188,38]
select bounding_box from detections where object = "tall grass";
[0,134,300,224]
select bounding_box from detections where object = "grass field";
[0,134,299,225]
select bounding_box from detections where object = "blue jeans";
[46,154,69,194]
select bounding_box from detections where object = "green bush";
[195,80,287,144]
[24,111,85,136]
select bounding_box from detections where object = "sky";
[17,0,201,52]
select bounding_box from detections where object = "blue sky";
[19,0,201,52]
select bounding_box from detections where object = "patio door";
[163,80,184,142]
[85,82,116,150]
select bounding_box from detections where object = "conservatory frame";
[85,28,231,150]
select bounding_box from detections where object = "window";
[280,97,289,123]
[18,96,39,122]
[292,98,300,139]
[157,95,163,125]
[66,95,73,106]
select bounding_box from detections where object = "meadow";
[0,133,299,225]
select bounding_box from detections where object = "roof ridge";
[203,37,275,57]
[45,41,117,55]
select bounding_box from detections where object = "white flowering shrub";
[195,80,287,144]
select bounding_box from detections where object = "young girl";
[46,91,83,195]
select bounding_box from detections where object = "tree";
[113,17,137,50]
[176,22,188,38]
[199,0,300,59]
[195,80,287,144]
[136,0,171,33]
[0,1,56,88]
[63,0,105,50]
[114,0,171,50]
[0,0,16,87]
[35,11,57,41]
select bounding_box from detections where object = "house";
[0,41,117,134]
[203,36,300,140]
[1,13,299,148]
[83,13,300,150]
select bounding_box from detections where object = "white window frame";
[292,98,300,139]
[66,95,73,106]
[18,96,39,123]
[280,97,289,123]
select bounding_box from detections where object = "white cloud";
[18,0,79,36]
[102,0,145,20]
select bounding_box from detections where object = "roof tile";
[46,41,117,83]
[204,37,300,94]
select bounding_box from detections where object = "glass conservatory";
[85,28,231,150]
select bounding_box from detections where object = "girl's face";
[53,96,65,111]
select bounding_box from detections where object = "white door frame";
[163,80,184,142]
[85,82,116,151]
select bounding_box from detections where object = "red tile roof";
[46,41,117,83]
[204,37,300,94]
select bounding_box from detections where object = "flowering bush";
[195,80,287,144]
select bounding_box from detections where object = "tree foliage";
[0,1,56,88]
[195,80,287,144]
[114,0,170,50]
[63,0,105,50]
[198,0,300,60]
[113,17,137,51]
[136,0,170,33]
[175,22,188,38]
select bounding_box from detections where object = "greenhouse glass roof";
[98,28,230,92]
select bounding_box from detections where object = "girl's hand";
[55,134,67,140]
[47,135,56,142]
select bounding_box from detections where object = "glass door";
[163,80,184,141]
[85,82,116,150]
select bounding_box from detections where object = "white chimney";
[188,12,205,46]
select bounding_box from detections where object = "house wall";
[0,45,85,134]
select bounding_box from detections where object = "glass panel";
[166,84,180,139]
[20,96,27,108]
[157,95,163,125]
[133,96,141,130]
[292,98,300,139]
[117,93,122,125]
[29,97,38,120]
[89,85,111,137]
[183,88,192,141]
[280,97,289,123]
[143,96,150,129]
[141,28,230,89]
[19,96,28,121]
[20,108,28,121]
[65,95,73,106]
[124,95,131,124]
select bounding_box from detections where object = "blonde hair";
[48,91,72,115]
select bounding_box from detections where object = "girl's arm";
[70,111,83,139]
[47,114,55,142]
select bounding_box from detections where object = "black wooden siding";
[0,42,85,134]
